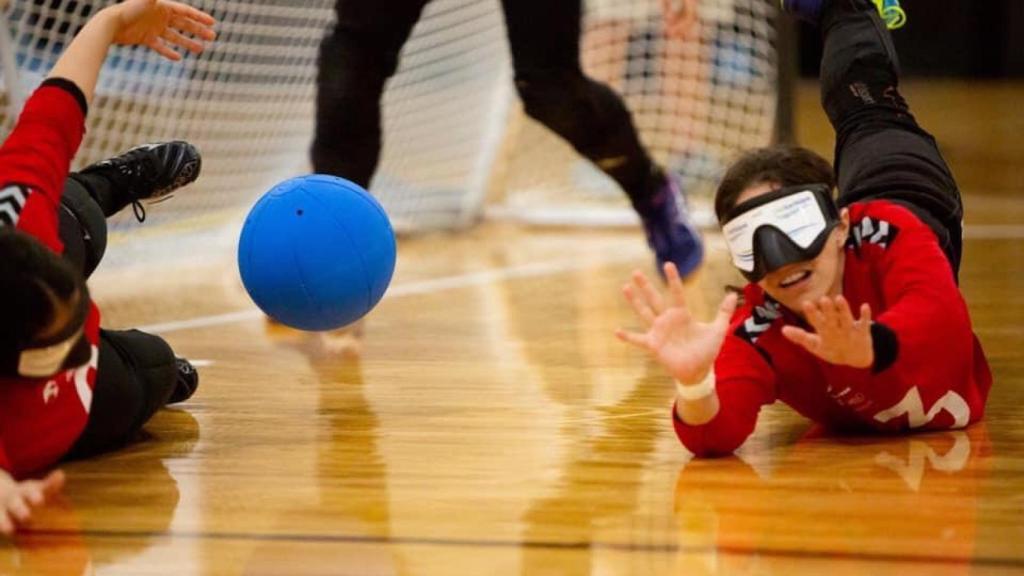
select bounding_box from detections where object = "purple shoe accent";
[639,175,704,278]
[780,0,826,24]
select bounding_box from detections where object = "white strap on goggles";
[721,189,830,274]
[17,326,85,378]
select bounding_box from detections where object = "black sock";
[68,172,128,217]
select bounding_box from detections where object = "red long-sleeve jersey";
[674,200,992,457]
[0,79,99,478]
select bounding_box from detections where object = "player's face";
[735,183,850,313]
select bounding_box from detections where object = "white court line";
[133,223,1024,336]
[138,249,647,335]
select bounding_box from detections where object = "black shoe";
[168,357,199,405]
[80,141,202,222]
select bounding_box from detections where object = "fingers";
[713,292,739,331]
[664,263,688,309]
[166,1,217,26]
[18,483,45,507]
[615,328,650,350]
[624,268,670,324]
[834,295,855,332]
[859,302,873,326]
[0,510,12,536]
[42,470,66,496]
[781,325,822,355]
[818,296,843,331]
[6,494,31,524]
[147,37,182,61]
[170,14,217,42]
[161,28,204,54]
[802,295,853,333]
[622,284,656,325]
[633,270,665,315]
[801,299,827,332]
[661,0,697,38]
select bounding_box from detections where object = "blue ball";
[238,175,396,331]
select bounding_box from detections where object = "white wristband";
[675,373,716,402]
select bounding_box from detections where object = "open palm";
[110,0,216,61]
[616,263,737,384]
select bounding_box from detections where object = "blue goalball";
[238,175,396,331]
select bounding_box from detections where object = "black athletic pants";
[57,174,178,460]
[821,0,963,276]
[312,0,664,212]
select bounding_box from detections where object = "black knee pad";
[59,179,107,278]
[102,329,178,417]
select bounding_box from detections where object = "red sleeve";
[672,312,778,457]
[821,205,987,429]
[0,78,88,252]
[0,440,10,474]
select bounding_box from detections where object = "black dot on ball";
[296,209,304,216]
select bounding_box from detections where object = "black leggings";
[312,0,663,212]
[820,0,963,276]
[57,177,179,460]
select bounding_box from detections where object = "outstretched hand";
[0,470,65,536]
[106,0,216,61]
[781,295,874,368]
[661,0,699,39]
[616,262,738,384]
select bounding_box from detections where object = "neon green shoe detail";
[873,0,906,29]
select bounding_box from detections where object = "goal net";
[1,0,778,246]
[492,0,779,228]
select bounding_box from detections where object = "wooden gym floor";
[3,80,1023,575]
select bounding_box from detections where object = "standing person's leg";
[502,0,702,276]
[312,0,432,187]
[806,0,963,274]
[502,0,661,212]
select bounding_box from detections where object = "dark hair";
[0,228,81,349]
[714,146,836,223]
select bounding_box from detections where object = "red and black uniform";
[0,80,99,477]
[674,200,992,456]
[0,80,178,478]
[673,0,991,456]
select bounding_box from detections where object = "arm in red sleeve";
[673,331,778,457]
[0,79,88,251]
[0,439,10,475]
[824,205,985,429]
[0,78,88,202]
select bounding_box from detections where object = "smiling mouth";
[779,270,812,289]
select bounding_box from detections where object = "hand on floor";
[0,469,65,536]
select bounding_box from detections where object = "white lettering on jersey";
[43,380,59,404]
[873,387,970,429]
[71,345,99,414]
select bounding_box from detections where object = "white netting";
[491,0,779,226]
[1,0,777,243]
[0,0,510,240]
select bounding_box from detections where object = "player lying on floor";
[0,0,215,534]
[616,0,991,457]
